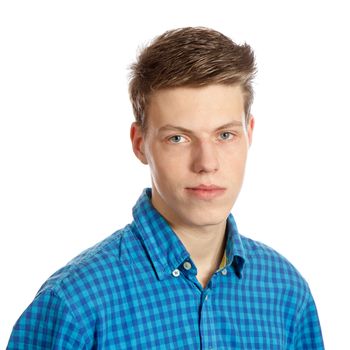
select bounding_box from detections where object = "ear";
[246,115,255,147]
[130,122,148,164]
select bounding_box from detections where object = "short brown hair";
[129,27,257,131]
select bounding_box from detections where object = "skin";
[131,84,254,288]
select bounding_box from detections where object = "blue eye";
[219,132,234,140]
[168,135,186,143]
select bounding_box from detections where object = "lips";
[185,184,226,199]
[188,184,225,190]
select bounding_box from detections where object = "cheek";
[149,144,189,172]
[223,143,247,162]
[148,150,186,184]
[154,160,184,181]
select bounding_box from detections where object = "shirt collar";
[225,213,246,278]
[132,188,246,280]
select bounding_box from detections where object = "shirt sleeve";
[294,290,325,350]
[7,289,89,350]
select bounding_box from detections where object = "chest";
[89,266,296,349]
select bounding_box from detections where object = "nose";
[191,140,219,174]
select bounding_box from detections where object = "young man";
[7,27,324,349]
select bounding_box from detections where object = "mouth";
[185,184,226,200]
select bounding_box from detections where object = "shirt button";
[172,269,180,277]
[183,261,192,270]
[205,295,209,301]
[221,268,227,276]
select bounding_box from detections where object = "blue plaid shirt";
[8,188,324,349]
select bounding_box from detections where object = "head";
[129,27,256,230]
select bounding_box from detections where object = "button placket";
[172,269,180,277]
[199,289,217,350]
[183,261,192,270]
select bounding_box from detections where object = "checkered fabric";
[7,188,324,349]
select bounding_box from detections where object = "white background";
[1,1,349,348]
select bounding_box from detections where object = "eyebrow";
[158,121,243,134]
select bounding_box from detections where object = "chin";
[181,207,229,227]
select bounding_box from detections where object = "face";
[131,84,254,230]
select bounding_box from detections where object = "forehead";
[146,84,245,130]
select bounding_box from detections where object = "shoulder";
[36,224,138,307]
[239,234,310,295]
[9,225,140,347]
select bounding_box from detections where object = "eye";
[168,135,187,144]
[218,132,234,141]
